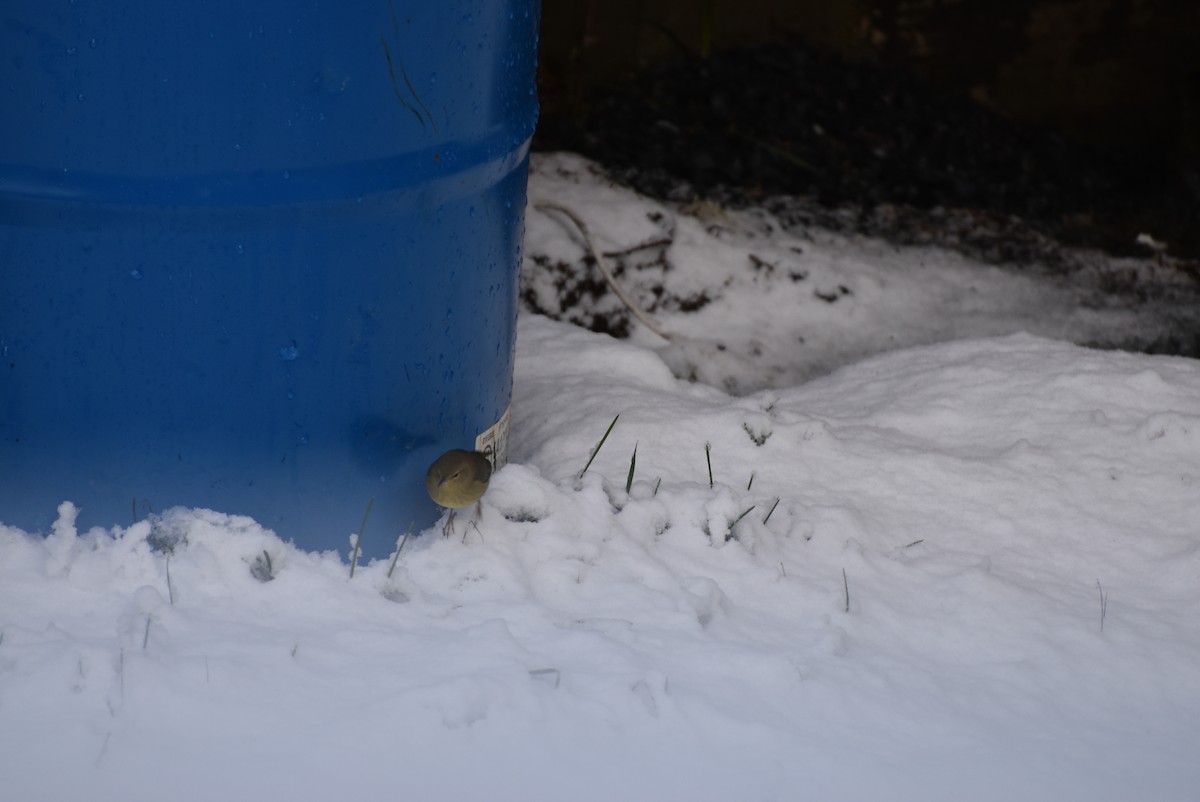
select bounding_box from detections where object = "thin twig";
[602,236,674,258]
[705,442,713,489]
[842,568,850,613]
[1096,579,1108,632]
[746,471,755,491]
[534,202,673,341]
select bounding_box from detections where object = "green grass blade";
[843,568,850,613]
[580,414,620,478]
[726,505,756,542]
[625,441,638,493]
[762,497,781,524]
[387,521,415,579]
[349,496,375,579]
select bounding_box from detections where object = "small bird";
[425,449,493,537]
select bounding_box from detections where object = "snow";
[3,154,1200,801]
[523,153,1192,394]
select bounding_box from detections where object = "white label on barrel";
[475,404,511,471]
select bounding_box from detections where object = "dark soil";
[534,43,1200,280]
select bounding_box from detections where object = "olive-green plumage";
[424,449,493,509]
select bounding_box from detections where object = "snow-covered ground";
[3,154,1199,801]
[523,153,1197,394]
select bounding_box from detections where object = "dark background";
[532,0,1199,263]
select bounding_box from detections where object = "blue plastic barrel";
[1,1,539,559]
